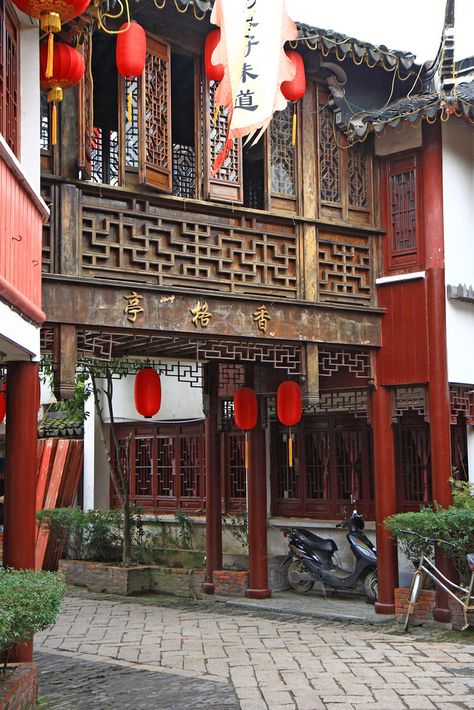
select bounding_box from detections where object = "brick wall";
[448,595,474,632]
[213,570,249,597]
[394,588,436,624]
[59,560,204,598]
[0,662,37,710]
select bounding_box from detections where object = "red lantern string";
[277,381,302,468]
[134,367,161,419]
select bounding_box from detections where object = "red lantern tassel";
[51,102,57,146]
[244,431,249,472]
[127,87,133,124]
[288,429,293,468]
[46,33,54,79]
[292,104,297,146]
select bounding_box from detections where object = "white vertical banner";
[211,0,297,172]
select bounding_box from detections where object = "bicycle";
[401,529,474,632]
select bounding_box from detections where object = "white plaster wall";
[442,119,474,384]
[99,361,204,423]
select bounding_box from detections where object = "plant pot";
[447,594,474,632]
[394,587,436,625]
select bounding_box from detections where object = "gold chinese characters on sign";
[190,300,212,328]
[253,304,270,333]
[124,291,144,323]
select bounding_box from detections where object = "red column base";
[433,607,451,623]
[246,588,271,600]
[374,602,395,615]
[202,582,215,595]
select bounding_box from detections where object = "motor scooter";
[280,510,378,603]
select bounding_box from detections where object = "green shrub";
[36,507,145,563]
[385,505,474,584]
[0,569,66,669]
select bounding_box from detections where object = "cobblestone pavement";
[35,593,474,710]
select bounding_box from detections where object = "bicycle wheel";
[404,571,424,632]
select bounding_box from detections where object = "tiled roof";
[169,0,418,72]
[345,81,474,138]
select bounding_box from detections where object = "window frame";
[0,0,20,156]
[383,149,424,274]
[271,413,375,520]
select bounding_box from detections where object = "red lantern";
[277,381,302,469]
[234,387,258,431]
[134,368,161,418]
[0,385,5,423]
[204,29,224,82]
[281,50,306,101]
[234,387,257,474]
[13,0,90,78]
[40,41,85,146]
[116,21,147,78]
[277,381,302,426]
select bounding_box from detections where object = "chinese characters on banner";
[210,0,297,173]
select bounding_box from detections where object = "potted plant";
[0,568,66,707]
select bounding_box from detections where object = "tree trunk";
[122,496,132,566]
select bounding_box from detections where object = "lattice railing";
[79,189,297,297]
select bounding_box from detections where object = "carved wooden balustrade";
[41,178,376,306]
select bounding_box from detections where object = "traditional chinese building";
[36,0,474,617]
[0,0,48,659]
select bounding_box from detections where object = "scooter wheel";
[364,570,378,604]
[288,560,314,594]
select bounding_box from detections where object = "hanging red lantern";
[116,21,146,123]
[277,381,302,426]
[281,50,306,146]
[234,387,258,475]
[40,40,85,146]
[277,381,302,469]
[234,387,258,432]
[281,50,306,101]
[13,0,90,79]
[204,29,224,82]
[116,21,147,77]
[134,367,161,418]
[0,385,5,423]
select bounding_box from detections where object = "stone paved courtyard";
[35,593,474,709]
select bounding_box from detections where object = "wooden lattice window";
[139,34,172,192]
[205,79,243,203]
[271,415,374,520]
[111,423,205,512]
[269,103,296,210]
[0,0,19,155]
[316,89,372,226]
[384,151,423,272]
[222,431,246,512]
[395,415,432,511]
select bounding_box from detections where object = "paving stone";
[35,592,474,709]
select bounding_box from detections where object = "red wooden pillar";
[4,361,39,662]
[422,121,452,622]
[373,384,397,614]
[203,362,222,594]
[246,419,271,598]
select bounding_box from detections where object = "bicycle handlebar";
[399,529,456,549]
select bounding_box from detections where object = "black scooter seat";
[295,528,338,555]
